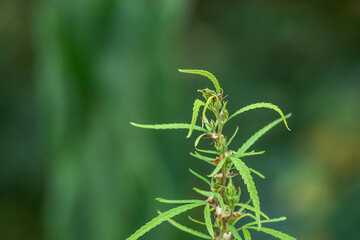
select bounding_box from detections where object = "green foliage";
[158,211,212,239]
[130,122,208,132]
[204,204,214,238]
[125,202,206,240]
[245,227,297,240]
[187,99,205,138]
[230,157,261,229]
[178,69,222,94]
[228,224,243,240]
[189,169,211,185]
[242,228,252,240]
[227,102,290,131]
[128,70,294,239]
[237,114,292,154]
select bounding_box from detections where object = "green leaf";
[233,213,257,225]
[195,133,207,147]
[156,198,204,204]
[226,127,239,147]
[188,216,207,226]
[195,148,219,155]
[207,157,227,177]
[202,95,215,120]
[242,217,287,228]
[242,229,251,240]
[235,203,269,219]
[190,152,217,166]
[237,113,292,154]
[125,202,206,240]
[230,157,261,229]
[130,122,208,132]
[236,150,265,158]
[179,69,221,94]
[193,188,225,211]
[245,227,296,240]
[204,204,214,238]
[187,99,205,138]
[157,211,212,239]
[189,169,211,185]
[228,102,291,131]
[249,168,265,179]
[227,224,243,240]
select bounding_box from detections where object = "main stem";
[214,107,229,238]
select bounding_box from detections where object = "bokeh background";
[1,0,360,239]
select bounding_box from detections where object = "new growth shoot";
[127,70,296,240]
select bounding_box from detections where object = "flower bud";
[223,232,232,240]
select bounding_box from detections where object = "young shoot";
[127,69,296,240]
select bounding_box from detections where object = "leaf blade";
[230,157,261,229]
[242,229,251,240]
[204,204,214,238]
[249,168,265,179]
[158,211,212,239]
[189,169,211,185]
[245,227,296,240]
[187,99,205,138]
[125,202,206,240]
[207,157,227,177]
[227,224,243,240]
[242,217,287,228]
[130,122,208,132]
[156,198,205,204]
[179,69,221,94]
[237,114,292,154]
[228,102,290,131]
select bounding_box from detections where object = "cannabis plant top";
[127,70,295,240]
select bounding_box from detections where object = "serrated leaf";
[190,152,217,166]
[245,227,296,240]
[242,217,287,228]
[125,202,206,240]
[202,95,215,120]
[233,213,257,225]
[227,224,243,240]
[226,126,239,147]
[156,198,204,204]
[187,99,206,138]
[235,203,269,219]
[207,157,227,177]
[189,169,211,185]
[204,204,214,237]
[188,215,207,226]
[157,211,212,239]
[242,229,251,240]
[249,168,265,179]
[130,122,208,132]
[195,133,207,147]
[228,102,291,131]
[193,188,225,211]
[236,150,265,158]
[195,148,219,155]
[237,113,292,154]
[230,157,261,229]
[179,69,221,94]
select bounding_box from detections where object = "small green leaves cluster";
[127,70,296,240]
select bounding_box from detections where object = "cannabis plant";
[127,70,295,240]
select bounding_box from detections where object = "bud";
[210,156,223,164]
[223,232,232,240]
[213,98,222,110]
[206,196,214,203]
[215,206,223,215]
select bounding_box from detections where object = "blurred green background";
[1,0,360,239]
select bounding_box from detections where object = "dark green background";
[1,0,359,239]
